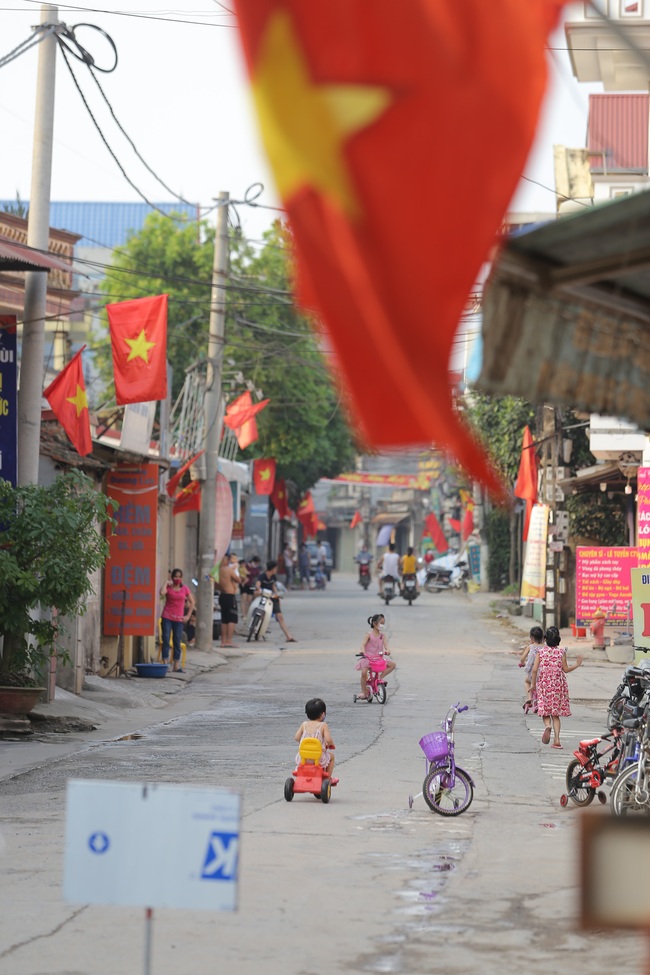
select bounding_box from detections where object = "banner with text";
[575,546,637,627]
[103,463,158,637]
[631,567,650,650]
[0,316,17,486]
[637,467,650,570]
[520,503,549,602]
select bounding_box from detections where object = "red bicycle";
[560,727,626,807]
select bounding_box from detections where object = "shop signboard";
[575,546,637,627]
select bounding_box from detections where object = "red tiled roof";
[0,237,74,272]
[587,93,648,173]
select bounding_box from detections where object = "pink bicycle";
[353,653,388,704]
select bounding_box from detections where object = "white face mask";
[378,624,385,632]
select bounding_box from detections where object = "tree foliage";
[94,216,356,496]
[464,391,536,483]
[0,471,113,677]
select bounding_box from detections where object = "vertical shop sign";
[0,316,17,486]
[103,463,158,636]
[637,467,650,570]
[520,503,549,602]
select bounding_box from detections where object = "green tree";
[0,471,114,682]
[94,216,356,496]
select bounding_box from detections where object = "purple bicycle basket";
[419,732,449,762]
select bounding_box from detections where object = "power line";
[5,2,236,29]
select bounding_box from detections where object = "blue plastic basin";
[135,663,168,679]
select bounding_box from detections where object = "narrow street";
[0,576,643,975]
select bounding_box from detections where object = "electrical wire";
[0,22,56,69]
[5,2,236,30]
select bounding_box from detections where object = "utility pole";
[196,192,229,650]
[18,4,59,486]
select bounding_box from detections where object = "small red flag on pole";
[43,347,92,456]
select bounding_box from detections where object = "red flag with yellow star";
[107,294,168,405]
[224,391,270,450]
[43,347,92,456]
[233,0,564,498]
[270,476,289,519]
[253,458,276,495]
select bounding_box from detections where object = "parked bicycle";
[409,702,474,816]
[610,708,650,815]
[560,726,626,807]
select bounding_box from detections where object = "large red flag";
[233,0,563,497]
[514,425,538,541]
[270,477,289,518]
[107,294,168,405]
[166,449,205,498]
[424,512,448,554]
[43,347,92,456]
[253,458,276,494]
[173,480,201,515]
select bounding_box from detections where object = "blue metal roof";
[0,201,199,249]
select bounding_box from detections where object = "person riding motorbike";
[355,544,373,587]
[400,546,419,593]
[378,543,400,596]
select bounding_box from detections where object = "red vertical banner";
[637,466,650,569]
[103,463,158,636]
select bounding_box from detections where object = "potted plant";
[0,470,113,714]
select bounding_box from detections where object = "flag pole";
[196,192,229,649]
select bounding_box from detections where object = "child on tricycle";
[284,698,338,803]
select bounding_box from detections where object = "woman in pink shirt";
[160,569,194,672]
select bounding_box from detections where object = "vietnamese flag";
[424,512,448,554]
[270,477,289,518]
[253,458,276,495]
[233,0,563,497]
[166,449,205,498]
[514,426,539,541]
[461,502,475,542]
[107,294,168,406]
[224,391,270,450]
[43,347,92,456]
[173,480,201,515]
[350,510,362,529]
[297,492,315,516]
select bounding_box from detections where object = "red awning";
[0,237,74,273]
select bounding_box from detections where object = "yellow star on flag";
[125,329,156,363]
[260,467,271,481]
[252,10,392,217]
[66,384,88,417]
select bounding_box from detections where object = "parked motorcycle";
[607,661,650,729]
[424,554,469,593]
[381,575,397,606]
[401,574,419,606]
[247,588,274,642]
[357,559,372,590]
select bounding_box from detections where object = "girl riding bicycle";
[355,614,396,701]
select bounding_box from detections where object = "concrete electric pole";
[196,192,229,650]
[18,3,59,486]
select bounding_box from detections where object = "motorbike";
[424,554,469,593]
[246,588,274,642]
[607,661,650,729]
[357,559,372,590]
[401,574,419,606]
[381,575,397,606]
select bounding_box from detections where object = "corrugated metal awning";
[0,238,75,272]
[478,191,650,430]
[372,512,409,525]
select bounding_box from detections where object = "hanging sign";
[520,503,549,602]
[0,316,17,486]
[575,546,637,627]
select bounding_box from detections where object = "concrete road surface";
[0,575,643,974]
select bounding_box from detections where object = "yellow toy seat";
[156,618,187,667]
[299,737,323,765]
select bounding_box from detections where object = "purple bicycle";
[409,702,474,816]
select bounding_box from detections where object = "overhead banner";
[520,503,549,603]
[332,472,431,488]
[575,546,637,627]
[637,467,650,570]
[103,463,158,637]
[0,316,17,486]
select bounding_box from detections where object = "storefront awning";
[477,191,650,430]
[372,512,410,525]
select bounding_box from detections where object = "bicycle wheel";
[611,764,650,815]
[565,758,595,807]
[375,682,387,704]
[423,766,473,816]
[422,762,447,811]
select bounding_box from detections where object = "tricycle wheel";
[284,778,295,802]
[320,778,332,803]
[559,794,568,807]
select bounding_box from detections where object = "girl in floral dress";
[530,626,583,749]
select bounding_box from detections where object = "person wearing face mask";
[160,568,194,672]
[355,613,396,701]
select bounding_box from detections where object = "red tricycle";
[284,737,337,804]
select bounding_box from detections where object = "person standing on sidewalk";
[256,560,296,642]
[160,569,194,672]
[298,543,311,590]
[218,552,241,648]
[530,625,583,749]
